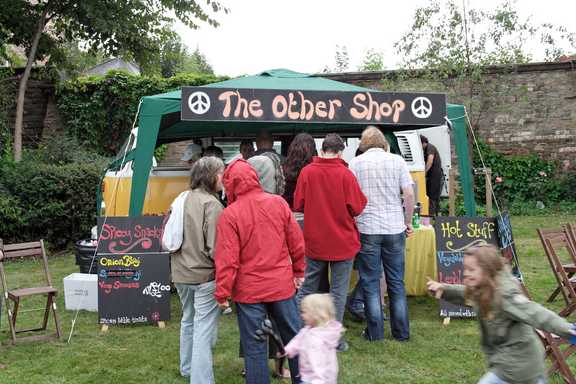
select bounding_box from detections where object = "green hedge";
[0,138,108,248]
[56,71,227,156]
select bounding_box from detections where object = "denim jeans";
[356,232,409,341]
[236,296,302,384]
[297,257,354,323]
[477,372,546,384]
[348,280,365,314]
[175,280,220,384]
[348,274,387,314]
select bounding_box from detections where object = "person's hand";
[406,223,414,237]
[294,277,304,289]
[426,277,444,299]
[218,300,230,310]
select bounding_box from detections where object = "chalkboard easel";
[434,217,499,324]
[100,321,166,333]
[97,217,171,333]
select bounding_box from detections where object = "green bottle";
[412,202,421,229]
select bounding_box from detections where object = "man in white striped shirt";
[349,126,414,342]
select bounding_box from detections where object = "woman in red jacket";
[215,159,306,384]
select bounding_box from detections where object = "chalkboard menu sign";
[434,217,499,318]
[496,212,522,280]
[97,216,164,254]
[97,217,170,325]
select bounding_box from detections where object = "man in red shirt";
[215,159,305,384]
[293,133,367,352]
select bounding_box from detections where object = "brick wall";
[13,62,575,169]
[321,61,576,168]
[6,78,54,147]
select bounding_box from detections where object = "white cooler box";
[63,273,98,312]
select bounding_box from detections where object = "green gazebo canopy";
[116,69,475,216]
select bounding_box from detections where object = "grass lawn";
[1,214,575,383]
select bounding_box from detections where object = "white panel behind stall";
[412,125,452,197]
[316,126,451,198]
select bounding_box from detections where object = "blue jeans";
[175,280,220,384]
[297,257,354,323]
[236,296,302,384]
[357,232,409,341]
[348,280,365,314]
[477,372,546,384]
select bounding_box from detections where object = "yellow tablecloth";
[405,226,437,296]
[347,226,437,296]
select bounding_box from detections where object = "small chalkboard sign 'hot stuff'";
[434,217,499,318]
[96,216,170,326]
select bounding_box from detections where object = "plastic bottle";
[412,202,421,229]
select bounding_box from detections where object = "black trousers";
[426,171,443,216]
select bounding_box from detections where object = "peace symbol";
[411,97,433,119]
[188,91,211,115]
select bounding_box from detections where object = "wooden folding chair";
[520,282,576,384]
[537,329,576,384]
[565,224,576,253]
[0,239,61,345]
[537,228,576,309]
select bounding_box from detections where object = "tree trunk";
[13,5,49,162]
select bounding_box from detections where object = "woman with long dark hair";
[283,133,317,209]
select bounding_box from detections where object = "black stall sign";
[97,217,170,325]
[181,87,446,126]
[496,211,522,280]
[98,253,170,325]
[434,217,499,318]
[97,216,164,254]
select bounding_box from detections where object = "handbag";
[162,190,190,252]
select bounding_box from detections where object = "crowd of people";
[168,127,573,384]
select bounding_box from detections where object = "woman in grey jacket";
[171,156,225,384]
[427,245,576,384]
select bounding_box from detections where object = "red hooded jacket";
[214,160,306,304]
[293,157,367,261]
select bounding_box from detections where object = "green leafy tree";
[0,0,228,162]
[358,49,385,71]
[324,45,350,73]
[159,32,188,78]
[1,46,26,67]
[395,0,575,118]
[55,41,109,78]
[159,33,214,78]
[334,45,350,72]
[182,47,214,75]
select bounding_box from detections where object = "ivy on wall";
[0,68,16,159]
[56,71,226,155]
[473,140,576,206]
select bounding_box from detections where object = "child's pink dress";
[284,320,343,384]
